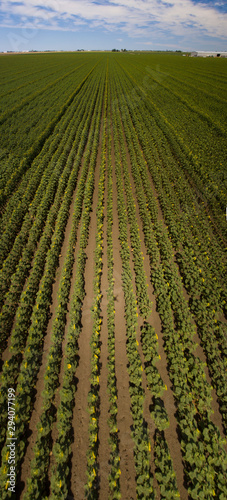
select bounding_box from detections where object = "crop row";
[106,90,122,499]
[84,67,108,499]
[111,99,152,320]
[140,323,180,499]
[84,63,122,500]
[119,56,226,215]
[116,56,226,243]
[111,60,227,498]
[0,58,79,109]
[48,68,104,500]
[0,63,106,498]
[111,75,155,500]
[0,61,99,215]
[0,70,102,360]
[112,58,227,430]
[0,59,99,161]
[0,66,97,254]
[21,66,105,500]
[111,67,182,499]
[0,53,226,499]
[0,68,104,449]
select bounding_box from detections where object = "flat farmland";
[0,52,226,500]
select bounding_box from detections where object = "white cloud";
[0,0,226,41]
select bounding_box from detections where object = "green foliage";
[0,52,226,499]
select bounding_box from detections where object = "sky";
[0,0,226,52]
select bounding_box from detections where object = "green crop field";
[0,51,226,500]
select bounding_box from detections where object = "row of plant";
[154,429,180,500]
[0,146,81,447]
[137,108,227,427]
[23,145,94,499]
[153,227,214,410]
[0,68,101,354]
[0,63,96,244]
[140,323,166,405]
[105,93,122,499]
[139,128,227,326]
[113,59,227,429]
[159,230,227,422]
[140,322,180,499]
[111,94,152,320]
[151,163,227,353]
[111,64,227,498]
[0,58,79,111]
[0,63,106,499]
[0,61,99,212]
[84,67,108,499]
[0,71,100,274]
[126,57,225,137]
[153,265,227,499]
[115,56,226,260]
[25,76,104,499]
[120,55,227,191]
[115,56,226,244]
[145,128,225,291]
[0,55,64,89]
[0,72,102,442]
[0,60,89,126]
[50,67,104,499]
[0,152,20,206]
[1,109,79,301]
[0,104,72,238]
[110,78,155,499]
[120,52,226,99]
[48,66,106,500]
[85,65,122,499]
[124,157,226,496]
[139,61,226,109]
[112,67,181,499]
[8,65,104,496]
[0,60,101,168]
[0,56,102,163]
[0,64,105,444]
[117,160,180,498]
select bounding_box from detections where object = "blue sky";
[0,0,226,52]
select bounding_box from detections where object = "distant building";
[190,51,227,57]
